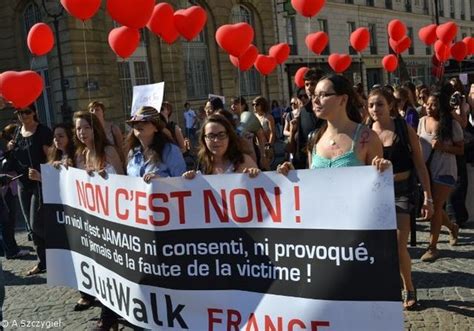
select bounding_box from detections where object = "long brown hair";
[47,123,75,166]
[73,111,109,169]
[307,74,362,152]
[197,114,245,174]
[125,107,173,164]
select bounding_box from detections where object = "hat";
[126,106,161,125]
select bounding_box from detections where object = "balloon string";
[238,58,241,100]
[82,21,94,158]
[397,54,400,85]
[30,57,36,71]
[168,44,179,126]
[82,21,91,102]
[307,18,310,68]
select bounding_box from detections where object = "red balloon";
[291,0,325,18]
[174,6,207,41]
[269,43,290,65]
[294,67,309,88]
[27,23,54,56]
[216,23,254,57]
[434,40,451,62]
[0,71,43,109]
[381,54,398,72]
[388,19,406,41]
[450,41,467,62]
[463,37,474,55]
[254,55,277,76]
[305,31,328,55]
[107,0,154,29]
[418,24,437,46]
[147,3,180,45]
[60,0,101,21]
[229,45,258,71]
[389,36,411,54]
[108,26,140,59]
[350,27,370,52]
[436,22,458,44]
[328,54,352,73]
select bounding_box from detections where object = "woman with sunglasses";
[5,104,52,276]
[183,114,260,179]
[278,74,391,173]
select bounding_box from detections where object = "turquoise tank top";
[310,124,364,169]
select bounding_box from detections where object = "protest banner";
[41,165,403,330]
[131,82,165,115]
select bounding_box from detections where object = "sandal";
[449,223,459,246]
[25,265,46,276]
[402,289,418,311]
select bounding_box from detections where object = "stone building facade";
[0,0,280,127]
[276,0,474,101]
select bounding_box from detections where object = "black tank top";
[382,118,414,174]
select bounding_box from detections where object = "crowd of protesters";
[0,67,472,329]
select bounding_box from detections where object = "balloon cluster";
[416,21,473,78]
[216,23,290,76]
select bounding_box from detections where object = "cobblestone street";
[2,219,473,330]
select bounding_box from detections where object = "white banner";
[42,165,403,330]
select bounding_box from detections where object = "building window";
[369,23,377,55]
[231,5,260,97]
[287,16,298,55]
[345,0,354,3]
[461,0,466,19]
[450,0,455,18]
[471,0,474,20]
[423,0,429,14]
[405,0,412,12]
[347,22,357,55]
[22,2,42,36]
[385,0,393,9]
[23,2,54,126]
[366,0,374,6]
[118,60,150,116]
[425,46,431,55]
[407,27,414,55]
[318,19,329,55]
[439,1,444,16]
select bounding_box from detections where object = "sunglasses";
[15,109,33,115]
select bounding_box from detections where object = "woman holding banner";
[73,111,124,318]
[182,114,260,178]
[277,74,391,173]
[367,87,433,310]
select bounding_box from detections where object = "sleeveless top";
[310,124,364,169]
[382,118,413,174]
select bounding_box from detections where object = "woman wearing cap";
[88,101,124,162]
[182,114,260,179]
[126,106,186,182]
[5,104,52,276]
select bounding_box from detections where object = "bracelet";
[424,198,433,204]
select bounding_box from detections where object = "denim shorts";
[432,175,456,188]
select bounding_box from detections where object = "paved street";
[1,217,473,330]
